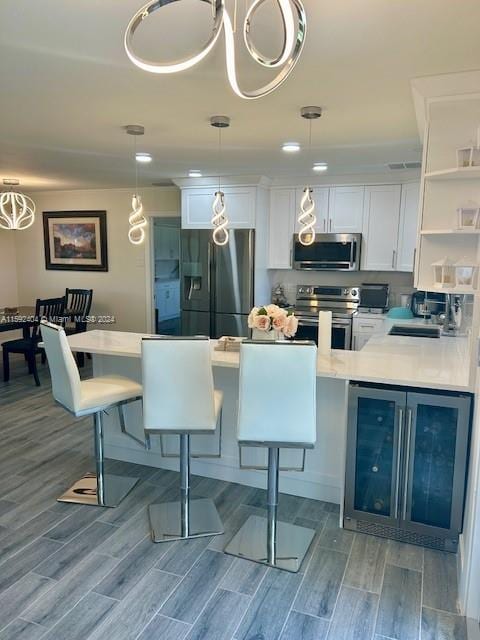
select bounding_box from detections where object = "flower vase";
[252,329,284,341]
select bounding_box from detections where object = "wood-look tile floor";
[0,355,468,640]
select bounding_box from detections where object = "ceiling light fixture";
[298,106,322,246]
[210,115,230,246]
[136,152,152,163]
[188,170,202,178]
[126,125,148,245]
[0,179,35,231]
[282,142,301,153]
[124,0,307,100]
[313,162,328,172]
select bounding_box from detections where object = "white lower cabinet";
[362,185,402,271]
[156,281,180,321]
[352,316,385,351]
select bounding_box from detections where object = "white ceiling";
[1,0,480,191]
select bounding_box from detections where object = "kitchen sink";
[388,325,441,339]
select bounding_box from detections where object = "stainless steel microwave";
[293,233,362,271]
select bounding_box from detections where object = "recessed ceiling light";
[188,170,202,178]
[313,162,328,172]
[282,142,300,153]
[136,152,152,163]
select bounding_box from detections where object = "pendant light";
[0,179,35,231]
[298,106,322,246]
[126,124,148,245]
[210,115,230,247]
[124,0,307,100]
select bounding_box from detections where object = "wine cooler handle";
[402,408,413,520]
[395,407,404,519]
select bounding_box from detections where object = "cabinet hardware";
[323,219,326,232]
[413,248,417,272]
[395,407,404,519]
[329,219,332,232]
[392,250,397,269]
[402,407,413,520]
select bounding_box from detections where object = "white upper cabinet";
[294,187,330,233]
[268,188,296,269]
[396,182,420,272]
[181,186,256,229]
[362,185,402,271]
[328,186,365,233]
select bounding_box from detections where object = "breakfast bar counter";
[66,328,472,504]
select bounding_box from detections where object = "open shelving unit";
[415,97,480,295]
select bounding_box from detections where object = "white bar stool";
[142,336,224,543]
[224,340,317,573]
[40,321,143,507]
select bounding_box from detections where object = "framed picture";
[43,211,108,271]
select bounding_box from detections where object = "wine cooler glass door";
[401,393,470,539]
[345,387,406,526]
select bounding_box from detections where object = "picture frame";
[43,211,108,272]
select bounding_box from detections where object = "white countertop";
[67,325,473,392]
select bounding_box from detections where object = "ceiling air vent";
[387,161,422,170]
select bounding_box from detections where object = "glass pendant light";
[0,179,35,231]
[125,125,148,245]
[297,106,322,246]
[210,115,230,247]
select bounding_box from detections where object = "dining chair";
[64,288,93,366]
[2,296,65,386]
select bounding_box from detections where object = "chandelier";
[124,0,307,100]
[0,180,35,231]
[125,125,148,245]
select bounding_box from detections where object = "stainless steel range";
[294,285,360,349]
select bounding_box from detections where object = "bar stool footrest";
[224,514,315,573]
[57,472,139,508]
[149,498,224,543]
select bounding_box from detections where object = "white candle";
[318,311,332,355]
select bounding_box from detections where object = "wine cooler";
[344,384,471,552]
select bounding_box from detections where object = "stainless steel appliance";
[344,383,471,552]
[294,285,360,349]
[181,229,254,338]
[411,290,446,319]
[358,283,390,314]
[293,233,362,271]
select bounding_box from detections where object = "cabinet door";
[294,187,329,234]
[362,185,402,271]
[182,187,256,229]
[402,393,470,538]
[345,386,406,526]
[268,188,295,269]
[396,182,420,272]
[352,333,371,351]
[155,284,167,318]
[328,186,365,233]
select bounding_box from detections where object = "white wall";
[0,230,18,307]
[14,187,179,333]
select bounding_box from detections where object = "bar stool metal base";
[149,498,224,543]
[57,472,139,508]
[224,514,315,573]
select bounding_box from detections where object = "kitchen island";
[67,324,472,504]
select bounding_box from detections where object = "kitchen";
[2,3,480,640]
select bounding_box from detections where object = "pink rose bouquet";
[247,304,298,338]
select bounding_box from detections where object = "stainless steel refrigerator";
[181,229,254,338]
